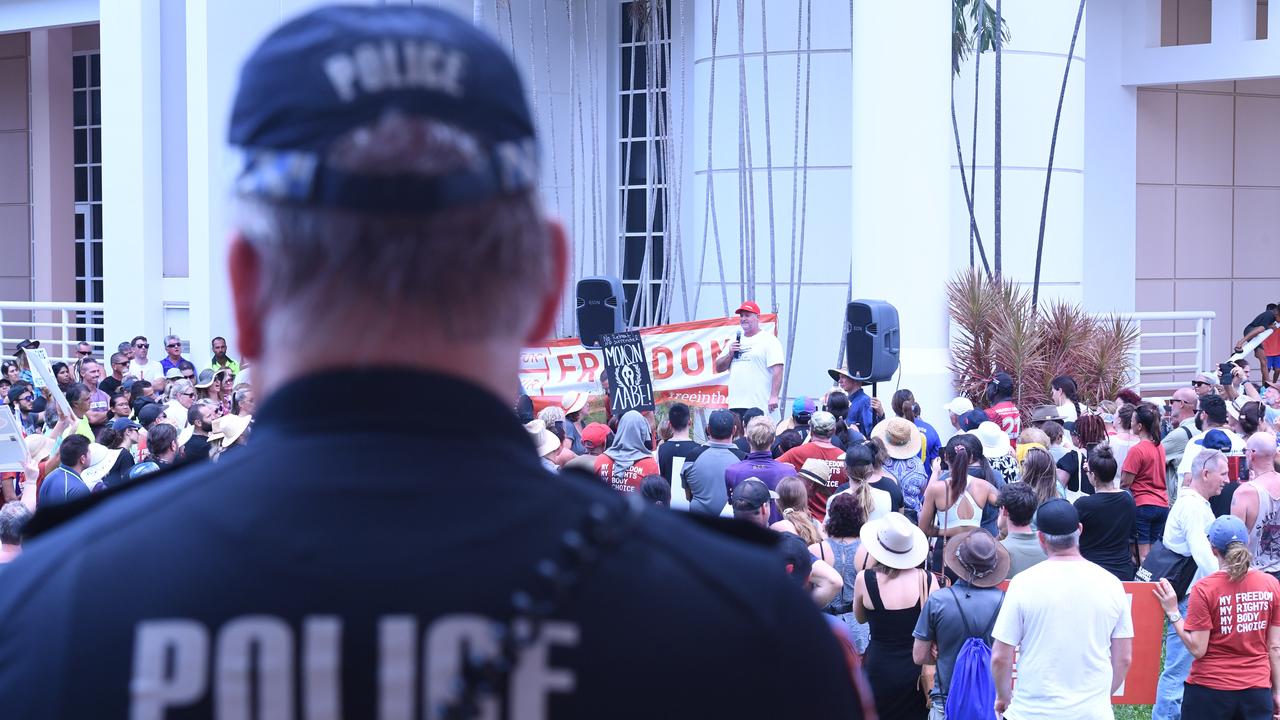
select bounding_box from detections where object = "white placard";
[22,348,73,418]
[0,406,27,473]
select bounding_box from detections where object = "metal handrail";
[1109,311,1215,396]
[0,300,107,364]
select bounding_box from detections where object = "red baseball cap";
[581,422,611,449]
[734,301,762,316]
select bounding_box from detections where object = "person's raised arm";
[1109,637,1133,694]
[1153,579,1210,658]
[712,339,738,373]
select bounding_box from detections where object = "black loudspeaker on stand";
[845,300,900,384]
[576,276,625,348]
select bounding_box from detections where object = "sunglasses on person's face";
[182,392,195,398]
[18,395,32,402]
[135,343,149,349]
[78,350,92,356]
[183,373,195,380]
[166,343,181,349]
[112,361,127,367]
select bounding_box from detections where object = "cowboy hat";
[827,366,862,384]
[860,513,929,570]
[218,413,252,448]
[525,419,560,458]
[871,417,923,460]
[969,421,1013,458]
[1029,405,1064,423]
[943,527,1011,588]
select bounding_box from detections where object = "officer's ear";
[524,218,568,344]
[227,234,263,362]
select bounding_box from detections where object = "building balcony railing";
[0,301,107,364]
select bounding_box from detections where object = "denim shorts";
[1268,355,1280,371]
[1135,504,1170,545]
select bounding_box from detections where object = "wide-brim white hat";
[525,419,560,458]
[860,513,929,570]
[81,444,123,486]
[561,391,589,415]
[971,421,1013,458]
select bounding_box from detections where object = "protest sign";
[0,408,26,473]
[23,348,72,418]
[521,314,777,409]
[599,331,654,415]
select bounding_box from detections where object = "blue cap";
[1196,429,1233,451]
[228,5,538,213]
[109,417,142,432]
[1208,515,1249,552]
[959,409,989,432]
[127,461,161,481]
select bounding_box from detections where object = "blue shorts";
[1135,504,1169,546]
[1268,355,1280,371]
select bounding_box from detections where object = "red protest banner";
[521,314,778,409]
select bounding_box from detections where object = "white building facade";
[0,0,1278,425]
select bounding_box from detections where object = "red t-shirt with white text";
[594,454,660,494]
[777,443,847,521]
[985,402,1021,447]
[1186,570,1280,690]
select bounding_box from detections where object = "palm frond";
[946,272,1137,417]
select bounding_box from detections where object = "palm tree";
[1031,0,1087,307]
[951,0,1007,279]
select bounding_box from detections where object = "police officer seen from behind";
[0,6,860,719]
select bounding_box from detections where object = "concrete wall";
[0,31,31,303]
[1136,0,1280,383]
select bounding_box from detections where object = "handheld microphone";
[733,331,742,359]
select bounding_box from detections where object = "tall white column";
[1083,0,1135,313]
[689,0,857,403]
[100,0,165,347]
[850,0,954,432]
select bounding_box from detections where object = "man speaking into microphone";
[714,301,785,416]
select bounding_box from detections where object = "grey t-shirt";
[681,442,746,515]
[1001,532,1048,578]
[912,582,1005,702]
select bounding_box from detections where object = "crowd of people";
[523,324,1280,718]
[0,334,253,522]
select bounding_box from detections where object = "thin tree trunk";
[971,5,982,272]
[1032,0,1086,307]
[952,74,992,278]
[993,0,1003,278]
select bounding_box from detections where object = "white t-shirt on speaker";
[725,330,784,412]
